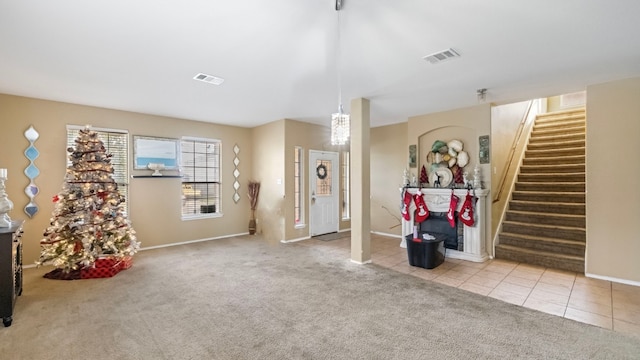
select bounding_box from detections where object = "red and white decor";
[401,188,490,262]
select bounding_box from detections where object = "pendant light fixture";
[331,0,349,146]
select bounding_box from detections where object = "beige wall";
[370,123,407,236]
[490,100,537,237]
[408,104,492,248]
[245,119,350,243]
[585,77,640,282]
[409,104,491,178]
[250,120,285,243]
[283,119,344,240]
[0,94,252,265]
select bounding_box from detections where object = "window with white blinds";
[181,137,221,218]
[66,126,129,214]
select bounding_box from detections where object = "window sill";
[294,223,307,229]
[182,213,223,221]
[132,175,183,178]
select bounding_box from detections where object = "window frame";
[341,150,350,220]
[180,136,222,220]
[294,146,305,228]
[66,125,130,215]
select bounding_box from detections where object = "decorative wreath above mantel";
[426,139,470,188]
[316,163,328,180]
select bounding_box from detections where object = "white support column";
[350,98,371,264]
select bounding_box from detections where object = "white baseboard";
[140,232,250,251]
[350,259,372,265]
[371,231,402,239]
[585,272,640,287]
[280,236,311,243]
[22,232,252,269]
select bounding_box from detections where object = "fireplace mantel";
[401,187,490,262]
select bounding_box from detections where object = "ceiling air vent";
[423,48,460,64]
[193,73,224,85]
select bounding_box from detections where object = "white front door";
[309,150,339,236]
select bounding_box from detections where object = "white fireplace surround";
[401,187,490,263]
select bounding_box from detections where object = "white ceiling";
[1,1,639,128]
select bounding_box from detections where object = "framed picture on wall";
[408,144,417,168]
[479,135,490,164]
[133,135,180,170]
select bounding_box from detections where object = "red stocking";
[413,192,429,222]
[447,190,459,228]
[401,189,412,221]
[459,191,475,226]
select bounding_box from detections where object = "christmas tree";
[37,127,139,273]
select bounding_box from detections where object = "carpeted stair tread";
[520,164,584,173]
[523,154,584,165]
[511,190,585,203]
[525,147,585,158]
[499,232,585,256]
[506,210,585,227]
[515,182,585,192]
[517,172,585,182]
[527,139,585,150]
[531,126,585,137]
[534,119,585,129]
[502,220,586,241]
[529,132,585,143]
[531,123,584,133]
[502,218,586,230]
[535,108,585,120]
[536,112,585,120]
[509,200,585,215]
[495,244,584,273]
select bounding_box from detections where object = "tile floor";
[297,233,640,339]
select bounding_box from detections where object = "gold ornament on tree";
[247,181,260,235]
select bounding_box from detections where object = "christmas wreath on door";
[316,163,328,180]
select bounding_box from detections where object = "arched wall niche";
[418,125,478,183]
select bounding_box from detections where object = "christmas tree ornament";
[447,189,459,228]
[413,190,429,222]
[459,190,475,226]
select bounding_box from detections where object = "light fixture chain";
[337,8,343,111]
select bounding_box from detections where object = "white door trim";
[309,150,340,236]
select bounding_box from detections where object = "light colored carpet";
[1,235,639,359]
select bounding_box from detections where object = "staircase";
[495,108,586,273]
